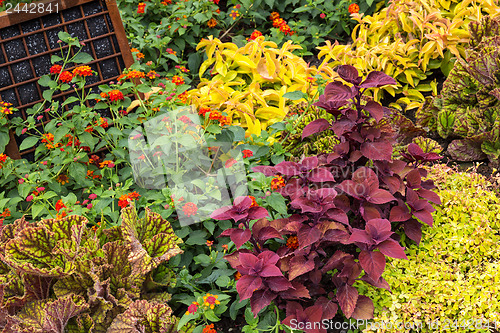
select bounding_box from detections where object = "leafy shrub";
[0,204,184,332]
[210,65,441,329]
[317,0,500,111]
[187,36,336,136]
[417,16,500,165]
[357,164,500,332]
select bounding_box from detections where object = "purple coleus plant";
[213,65,442,332]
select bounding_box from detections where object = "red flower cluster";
[118,191,140,208]
[348,3,360,13]
[286,235,299,250]
[72,65,93,77]
[0,154,7,169]
[171,75,185,86]
[50,64,62,74]
[59,71,73,83]
[0,208,10,225]
[270,175,285,190]
[108,89,124,102]
[0,101,13,115]
[269,12,294,36]
[137,2,146,13]
[182,202,198,216]
[248,30,263,41]
[242,149,253,158]
[55,199,66,212]
[202,323,217,333]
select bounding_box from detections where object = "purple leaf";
[289,255,315,280]
[359,71,397,88]
[281,281,310,299]
[406,169,422,188]
[237,275,262,300]
[275,161,301,176]
[360,275,391,292]
[252,165,276,176]
[302,119,331,139]
[348,229,372,244]
[291,197,322,214]
[326,208,349,225]
[210,206,234,221]
[413,209,434,227]
[363,101,384,122]
[389,206,411,222]
[336,284,359,318]
[351,295,374,320]
[308,168,335,182]
[324,81,357,101]
[258,227,282,241]
[337,65,362,84]
[230,229,252,249]
[358,250,385,281]
[360,141,393,161]
[378,239,408,259]
[404,219,422,245]
[248,207,269,220]
[417,188,441,205]
[298,226,322,249]
[260,264,284,277]
[266,277,293,292]
[321,251,352,273]
[331,119,356,136]
[367,189,396,204]
[316,297,339,320]
[250,289,277,317]
[365,218,392,242]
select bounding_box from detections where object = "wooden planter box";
[0,0,134,159]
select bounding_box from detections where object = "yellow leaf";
[215,52,227,77]
[255,106,285,120]
[199,58,215,78]
[233,54,257,69]
[264,52,277,78]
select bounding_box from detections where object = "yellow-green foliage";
[317,0,500,110]
[357,164,500,332]
[187,36,336,137]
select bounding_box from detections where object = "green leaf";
[185,230,208,245]
[283,91,306,100]
[203,309,220,322]
[0,131,9,154]
[38,75,52,87]
[266,192,288,215]
[51,55,63,63]
[19,136,38,150]
[292,6,311,13]
[205,124,222,134]
[31,203,45,219]
[62,96,79,107]
[245,307,259,325]
[72,52,94,64]
[68,163,86,181]
[43,89,54,101]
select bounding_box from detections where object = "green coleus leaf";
[436,109,455,139]
[14,294,88,333]
[120,205,183,272]
[107,300,178,333]
[1,215,93,277]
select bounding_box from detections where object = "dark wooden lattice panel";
[0,0,134,159]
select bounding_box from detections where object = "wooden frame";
[0,0,134,159]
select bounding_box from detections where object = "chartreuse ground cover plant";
[317,0,500,111]
[417,16,500,165]
[357,164,500,332]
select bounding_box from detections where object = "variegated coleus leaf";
[12,294,88,333]
[120,205,183,273]
[2,215,93,278]
[107,299,178,333]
